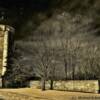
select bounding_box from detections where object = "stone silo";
[0,25,14,87]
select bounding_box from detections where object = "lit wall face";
[0,25,14,77]
[0,31,4,75]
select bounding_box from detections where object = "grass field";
[0,88,100,100]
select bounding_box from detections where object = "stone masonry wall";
[29,80,99,93]
[0,25,14,87]
[0,31,4,75]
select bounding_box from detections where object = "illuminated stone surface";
[0,25,14,87]
[29,80,99,93]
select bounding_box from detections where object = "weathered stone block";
[29,80,99,93]
[0,25,14,88]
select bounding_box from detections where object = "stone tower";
[0,25,14,87]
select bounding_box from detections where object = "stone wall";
[0,30,4,75]
[0,25,14,87]
[29,80,99,93]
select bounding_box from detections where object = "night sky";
[0,0,53,28]
[0,0,51,11]
[0,0,54,38]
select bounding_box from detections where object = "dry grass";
[0,88,100,100]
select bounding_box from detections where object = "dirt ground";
[0,88,100,100]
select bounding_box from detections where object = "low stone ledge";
[29,80,99,93]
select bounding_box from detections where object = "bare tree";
[48,48,57,90]
[32,40,57,90]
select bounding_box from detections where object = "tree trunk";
[50,79,53,90]
[72,66,75,80]
[41,78,46,91]
[73,70,75,80]
[64,62,68,80]
[2,76,5,88]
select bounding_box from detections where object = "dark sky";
[0,0,52,25]
[0,0,54,38]
[0,0,51,10]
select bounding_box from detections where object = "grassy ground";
[0,88,100,100]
